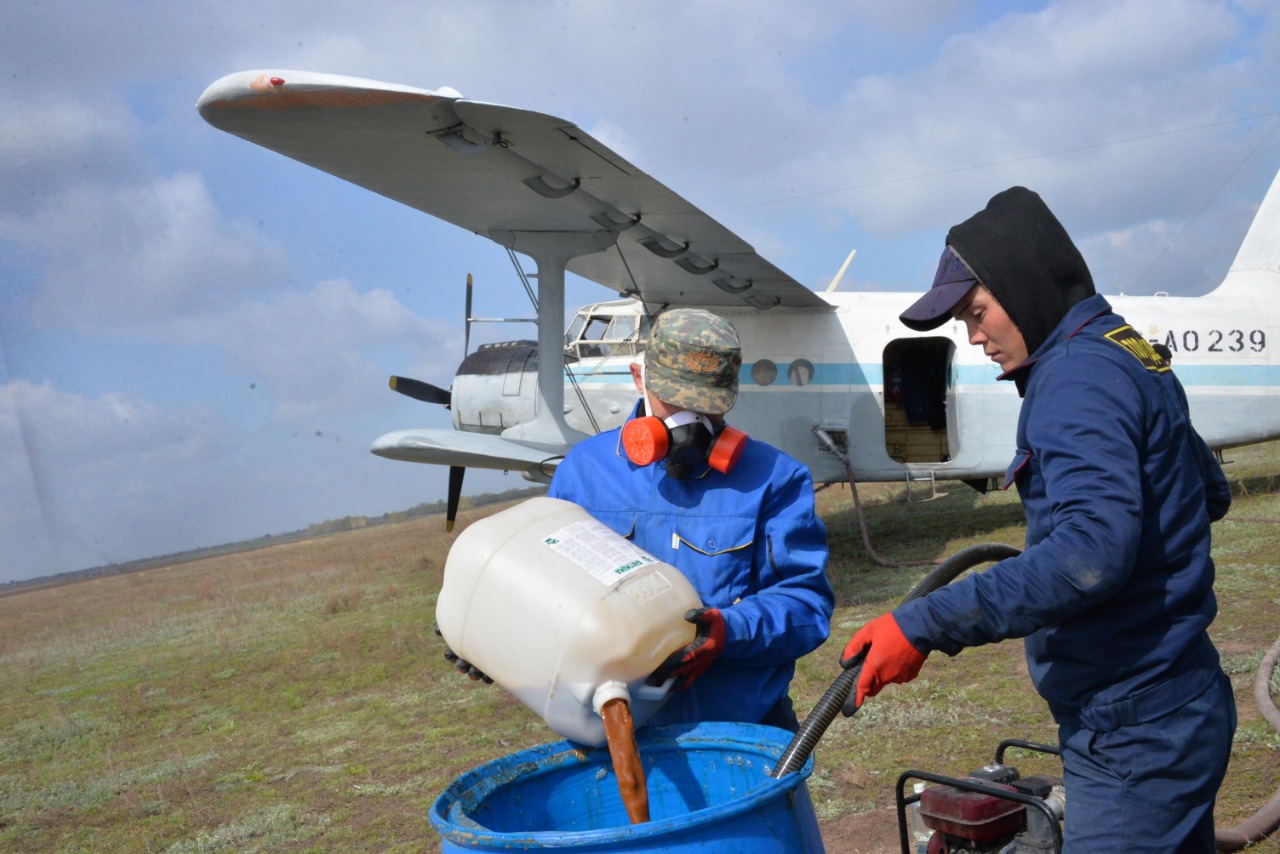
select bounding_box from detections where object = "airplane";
[197,70,1280,528]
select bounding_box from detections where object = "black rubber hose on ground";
[813,427,939,570]
[1215,631,1280,850]
[771,542,1022,778]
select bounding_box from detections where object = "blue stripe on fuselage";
[566,362,1276,389]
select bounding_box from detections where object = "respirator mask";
[621,407,748,479]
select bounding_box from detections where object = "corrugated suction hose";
[771,542,1021,778]
[1215,631,1280,850]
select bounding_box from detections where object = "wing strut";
[491,230,618,448]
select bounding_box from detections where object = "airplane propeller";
[388,375,451,407]
[445,465,465,533]
[440,273,487,531]
[388,271,478,531]
[387,375,464,530]
[464,272,473,358]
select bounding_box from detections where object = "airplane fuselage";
[448,283,1277,490]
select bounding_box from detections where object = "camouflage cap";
[643,308,741,415]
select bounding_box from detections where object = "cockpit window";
[581,316,611,343]
[563,314,586,346]
[610,315,636,342]
[565,305,648,359]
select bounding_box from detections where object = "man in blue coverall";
[840,187,1235,850]
[549,307,835,731]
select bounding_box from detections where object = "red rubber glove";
[647,607,726,691]
[840,613,926,713]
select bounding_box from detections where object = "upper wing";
[197,70,829,312]
[370,428,567,477]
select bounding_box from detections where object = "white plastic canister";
[436,496,702,746]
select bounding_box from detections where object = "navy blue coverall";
[895,295,1235,850]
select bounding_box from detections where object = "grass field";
[2,442,1278,852]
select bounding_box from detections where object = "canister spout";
[592,680,632,716]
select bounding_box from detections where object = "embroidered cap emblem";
[685,350,720,373]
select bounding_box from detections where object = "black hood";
[946,186,1095,358]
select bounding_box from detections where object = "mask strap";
[637,363,653,417]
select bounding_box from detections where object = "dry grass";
[2,443,1278,852]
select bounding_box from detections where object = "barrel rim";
[429,721,814,846]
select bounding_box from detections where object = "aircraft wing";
[370,428,567,475]
[198,70,829,312]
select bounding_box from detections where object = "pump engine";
[897,739,1065,854]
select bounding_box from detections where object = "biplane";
[198,71,1280,525]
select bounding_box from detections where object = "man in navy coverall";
[840,187,1235,850]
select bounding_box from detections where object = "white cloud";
[770,0,1263,236]
[0,379,226,579]
[0,93,145,205]
[10,171,292,328]
[160,279,461,422]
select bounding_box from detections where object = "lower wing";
[370,429,568,478]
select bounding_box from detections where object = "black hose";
[813,427,938,570]
[901,543,1022,601]
[771,542,1021,778]
[1215,631,1280,850]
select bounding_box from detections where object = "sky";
[3,0,1279,584]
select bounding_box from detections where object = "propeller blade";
[388,375,451,406]
[446,466,465,532]
[464,273,473,358]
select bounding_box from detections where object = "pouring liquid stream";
[600,697,649,824]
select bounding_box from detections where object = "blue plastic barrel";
[429,722,824,852]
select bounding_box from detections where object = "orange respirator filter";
[621,416,670,466]
[707,424,747,474]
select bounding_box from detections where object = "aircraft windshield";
[564,307,647,360]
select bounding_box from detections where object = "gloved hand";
[444,647,493,683]
[646,607,726,691]
[839,612,926,715]
[434,624,492,684]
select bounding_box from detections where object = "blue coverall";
[549,401,834,729]
[895,294,1235,850]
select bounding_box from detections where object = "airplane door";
[883,338,953,463]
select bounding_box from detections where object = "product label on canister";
[542,519,659,586]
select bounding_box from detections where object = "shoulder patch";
[1103,325,1171,373]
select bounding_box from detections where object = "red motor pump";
[897,740,1066,854]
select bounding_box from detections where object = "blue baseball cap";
[900,246,980,331]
